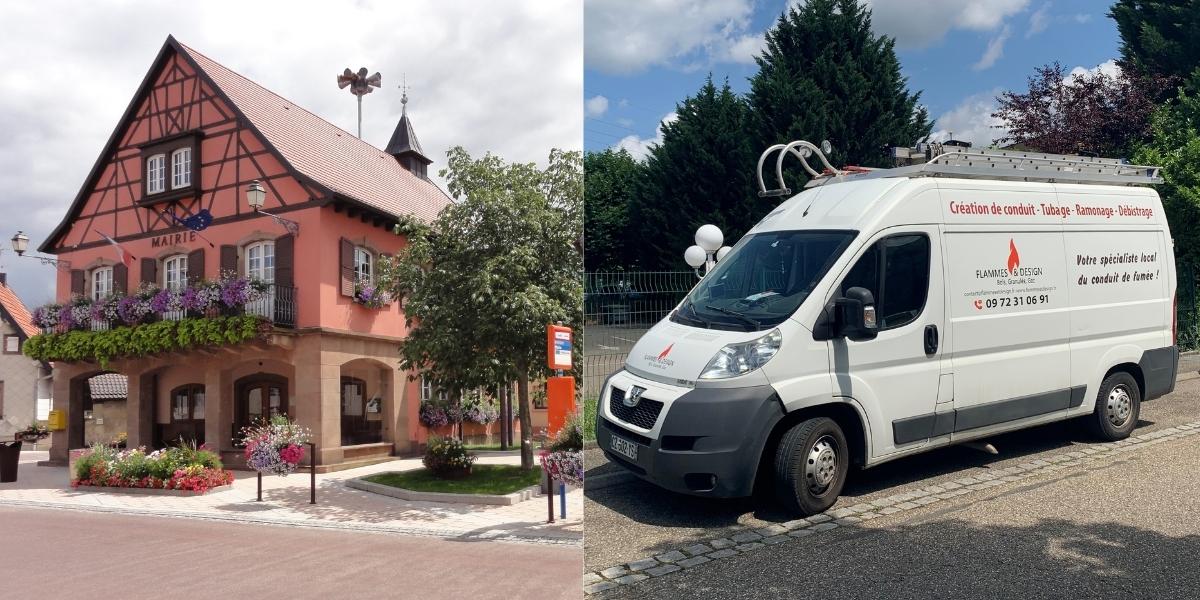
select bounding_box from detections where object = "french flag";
[97,231,135,268]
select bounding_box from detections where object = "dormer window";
[171,147,192,189]
[146,154,166,194]
[91,266,113,301]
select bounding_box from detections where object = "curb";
[345,476,542,506]
[583,420,1200,595]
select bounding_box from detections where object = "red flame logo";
[658,343,674,360]
[1007,239,1020,273]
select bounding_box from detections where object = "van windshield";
[673,230,856,331]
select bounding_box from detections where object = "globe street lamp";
[684,225,732,279]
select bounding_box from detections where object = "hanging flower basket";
[540,450,584,487]
[241,416,311,476]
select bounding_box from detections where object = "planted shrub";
[423,435,477,478]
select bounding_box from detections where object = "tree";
[632,76,762,270]
[583,148,641,271]
[1110,0,1200,89]
[392,147,583,470]
[748,0,930,179]
[993,62,1158,157]
[1132,77,1200,269]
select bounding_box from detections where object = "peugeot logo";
[623,386,646,408]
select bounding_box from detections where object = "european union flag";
[181,209,213,231]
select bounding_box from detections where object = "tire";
[1087,371,1141,441]
[773,417,849,516]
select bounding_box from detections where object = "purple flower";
[58,305,74,330]
[117,296,148,325]
[149,289,179,314]
[220,278,249,307]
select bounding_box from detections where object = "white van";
[596,142,1179,515]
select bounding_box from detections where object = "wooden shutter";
[141,258,158,286]
[113,263,129,295]
[187,249,205,284]
[0,381,5,419]
[275,234,295,287]
[339,238,354,297]
[220,245,238,277]
[70,269,85,296]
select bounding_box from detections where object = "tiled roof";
[0,279,38,339]
[88,373,128,400]
[178,43,453,223]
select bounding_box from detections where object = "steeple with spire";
[385,76,432,178]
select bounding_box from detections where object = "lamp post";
[684,224,732,279]
[246,181,300,235]
[10,231,69,270]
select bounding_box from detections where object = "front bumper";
[596,372,784,498]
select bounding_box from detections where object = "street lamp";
[246,180,299,235]
[10,230,69,270]
[684,225,732,279]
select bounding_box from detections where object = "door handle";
[924,324,939,356]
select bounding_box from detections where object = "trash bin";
[0,440,22,483]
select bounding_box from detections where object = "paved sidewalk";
[2,451,581,545]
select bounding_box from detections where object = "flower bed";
[423,435,477,478]
[71,444,234,494]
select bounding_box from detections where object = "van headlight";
[699,329,782,379]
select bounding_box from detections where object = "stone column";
[203,365,230,451]
[124,367,155,449]
[48,365,78,464]
[292,336,343,466]
[388,368,412,455]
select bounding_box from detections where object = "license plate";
[609,434,639,462]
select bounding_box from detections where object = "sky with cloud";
[0,0,582,306]
[585,0,1121,159]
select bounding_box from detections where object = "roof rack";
[756,140,1163,196]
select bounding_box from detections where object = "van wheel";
[774,417,848,516]
[1087,372,1141,441]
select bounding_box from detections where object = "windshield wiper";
[681,301,711,328]
[704,304,761,329]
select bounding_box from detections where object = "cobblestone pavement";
[1,452,581,546]
[585,373,1200,595]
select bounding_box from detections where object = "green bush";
[422,435,477,477]
[22,315,268,367]
[546,411,584,452]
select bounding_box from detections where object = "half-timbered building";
[40,36,452,470]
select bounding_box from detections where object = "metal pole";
[559,482,566,518]
[309,442,317,505]
[546,476,555,524]
[256,471,262,502]
[356,95,362,138]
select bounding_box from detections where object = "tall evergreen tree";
[1110,0,1200,88]
[584,148,641,271]
[749,0,930,182]
[631,76,763,270]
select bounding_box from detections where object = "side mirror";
[835,287,878,341]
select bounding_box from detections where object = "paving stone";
[756,524,788,537]
[967,483,988,491]
[585,581,620,594]
[848,503,875,514]
[628,558,660,572]
[974,472,997,481]
[870,497,896,508]
[1000,476,1022,483]
[655,550,687,563]
[709,538,736,550]
[600,567,629,579]
[730,531,763,543]
[677,556,711,569]
[915,496,940,505]
[953,477,980,486]
[762,535,789,545]
[895,501,919,510]
[940,481,963,490]
[924,485,947,494]
[880,506,903,514]
[829,508,857,519]
[735,542,765,552]
[788,529,814,538]
[857,512,880,521]
[682,543,713,556]
[583,573,603,586]
[709,548,738,559]
[807,513,832,524]
[614,574,649,585]
[834,517,861,525]
[646,564,682,577]
[809,522,838,532]
[782,518,812,529]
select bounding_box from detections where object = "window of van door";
[840,234,930,330]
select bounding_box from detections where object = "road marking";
[584,420,1200,595]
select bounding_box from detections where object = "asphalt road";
[585,374,1200,578]
[0,506,581,600]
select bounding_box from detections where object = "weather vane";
[336,67,382,138]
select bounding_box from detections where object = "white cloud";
[929,89,1007,148]
[614,112,678,160]
[586,95,610,118]
[0,0,581,306]
[585,0,758,74]
[1027,2,1050,37]
[1069,59,1121,80]
[972,25,1011,71]
[863,0,1028,49]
